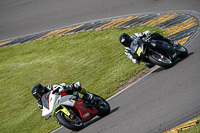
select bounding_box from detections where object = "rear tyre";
[93,94,110,116]
[149,52,174,68]
[177,46,188,58]
[56,111,84,131]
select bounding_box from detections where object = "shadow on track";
[82,107,120,129]
[152,52,193,73]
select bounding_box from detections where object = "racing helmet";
[119,33,133,47]
[31,83,45,100]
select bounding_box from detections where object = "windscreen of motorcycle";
[130,38,139,55]
[42,92,50,109]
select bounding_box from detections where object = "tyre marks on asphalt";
[0,12,199,48]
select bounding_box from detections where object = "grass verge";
[0,25,166,133]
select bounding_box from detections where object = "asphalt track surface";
[1,0,200,133]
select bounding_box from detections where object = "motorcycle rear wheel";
[176,46,188,58]
[149,52,174,68]
[93,94,110,116]
[56,111,84,131]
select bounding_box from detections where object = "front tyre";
[93,94,110,117]
[149,52,174,68]
[56,111,84,131]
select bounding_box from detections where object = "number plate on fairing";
[137,47,142,56]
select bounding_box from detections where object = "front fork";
[52,105,73,118]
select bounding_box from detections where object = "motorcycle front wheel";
[56,111,84,131]
[149,52,174,68]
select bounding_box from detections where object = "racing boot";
[173,42,182,49]
[164,39,181,49]
[83,91,94,101]
[74,82,93,101]
[164,38,181,48]
[152,33,175,46]
[163,37,174,46]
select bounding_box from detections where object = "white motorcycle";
[41,90,110,131]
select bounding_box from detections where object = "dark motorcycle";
[132,37,188,68]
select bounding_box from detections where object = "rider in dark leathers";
[31,82,93,110]
[119,31,178,68]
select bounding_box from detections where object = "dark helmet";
[31,83,45,100]
[119,33,133,47]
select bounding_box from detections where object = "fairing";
[41,91,98,122]
[73,98,99,122]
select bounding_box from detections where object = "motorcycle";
[41,90,110,131]
[132,37,188,68]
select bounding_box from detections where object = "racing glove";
[132,53,139,59]
[55,85,67,94]
[37,100,43,110]
[132,59,140,64]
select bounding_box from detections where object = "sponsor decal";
[150,42,156,47]
[83,113,90,118]
[137,47,142,56]
[172,53,177,58]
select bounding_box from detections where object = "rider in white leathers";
[31,82,93,110]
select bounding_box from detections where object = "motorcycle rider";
[119,31,178,68]
[31,82,93,110]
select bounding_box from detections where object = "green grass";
[0,25,166,133]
